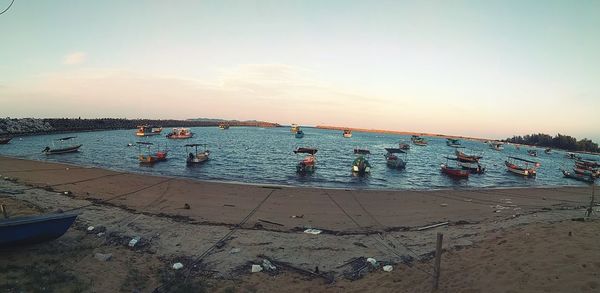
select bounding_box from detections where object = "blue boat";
[0,213,78,247]
[295,129,304,138]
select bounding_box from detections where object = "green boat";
[352,148,372,175]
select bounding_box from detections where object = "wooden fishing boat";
[565,152,580,160]
[218,123,230,130]
[446,138,463,148]
[562,169,595,184]
[136,125,162,136]
[411,135,428,146]
[455,150,482,163]
[398,143,410,150]
[137,142,168,164]
[294,147,317,174]
[0,212,78,247]
[166,128,193,139]
[0,137,11,144]
[573,167,599,178]
[290,124,299,134]
[527,150,538,157]
[457,160,485,174]
[295,129,305,138]
[43,137,82,155]
[352,148,371,174]
[489,141,504,151]
[185,144,210,165]
[343,129,352,138]
[505,156,539,177]
[575,159,599,169]
[441,157,470,178]
[384,148,406,170]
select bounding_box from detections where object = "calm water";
[0,127,597,190]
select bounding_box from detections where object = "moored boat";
[562,169,595,183]
[295,129,305,138]
[398,143,410,150]
[0,137,12,144]
[384,148,407,170]
[352,148,371,175]
[489,141,504,151]
[411,135,428,146]
[137,142,168,164]
[446,138,463,148]
[544,148,551,154]
[43,137,82,155]
[185,144,210,165]
[573,167,599,178]
[218,123,230,130]
[455,150,482,163]
[0,212,78,247]
[505,156,539,177]
[294,147,318,174]
[343,129,352,138]
[441,157,470,178]
[166,128,193,139]
[290,124,299,134]
[527,149,538,157]
[136,125,162,136]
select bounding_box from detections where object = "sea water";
[0,127,596,190]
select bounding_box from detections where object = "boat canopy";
[456,150,482,159]
[184,143,206,147]
[354,148,370,155]
[507,156,538,164]
[294,147,318,155]
[385,148,406,154]
[57,136,77,141]
[136,142,153,145]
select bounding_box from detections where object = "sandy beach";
[1,155,599,292]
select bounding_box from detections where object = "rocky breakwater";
[0,118,54,135]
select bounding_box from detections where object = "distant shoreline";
[316,125,492,142]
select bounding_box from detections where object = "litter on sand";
[304,228,322,235]
[383,265,393,272]
[172,262,184,270]
[251,264,263,273]
[128,236,141,247]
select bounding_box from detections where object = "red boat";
[166,128,193,139]
[441,163,469,178]
[137,142,168,164]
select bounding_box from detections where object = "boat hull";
[505,161,536,177]
[0,213,78,247]
[441,164,469,178]
[563,170,595,183]
[0,137,11,144]
[44,144,82,155]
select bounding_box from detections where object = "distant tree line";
[505,133,599,153]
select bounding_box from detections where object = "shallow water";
[0,127,597,190]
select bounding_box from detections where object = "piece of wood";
[432,232,443,291]
[258,219,284,226]
[417,222,449,231]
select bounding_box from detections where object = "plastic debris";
[251,264,263,273]
[383,265,393,272]
[87,226,95,232]
[262,259,276,271]
[129,236,141,247]
[94,253,112,262]
[229,248,241,254]
[304,228,322,235]
[97,232,105,237]
[440,203,448,207]
[366,258,377,266]
[172,262,184,270]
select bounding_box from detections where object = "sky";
[0,0,599,141]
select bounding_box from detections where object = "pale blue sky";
[1,0,599,140]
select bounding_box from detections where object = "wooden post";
[0,204,8,219]
[432,232,443,291]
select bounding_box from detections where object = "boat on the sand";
[0,212,78,247]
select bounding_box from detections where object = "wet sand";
[1,155,598,292]
[0,156,592,233]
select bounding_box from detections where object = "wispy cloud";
[63,52,87,65]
